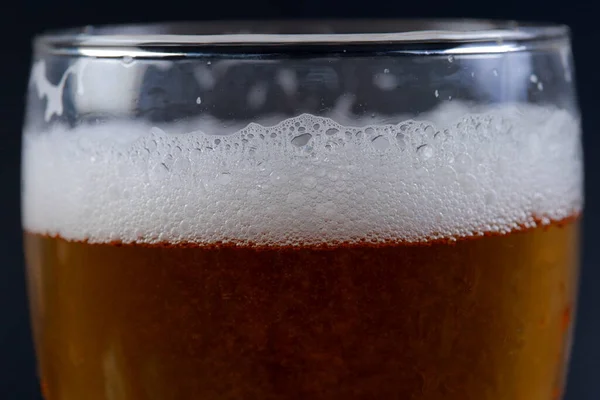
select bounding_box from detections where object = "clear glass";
[22,20,583,400]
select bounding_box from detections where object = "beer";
[25,218,578,400]
[23,104,583,400]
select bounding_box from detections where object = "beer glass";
[22,20,583,400]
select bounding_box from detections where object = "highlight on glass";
[23,20,582,400]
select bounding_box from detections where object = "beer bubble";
[173,157,191,173]
[371,135,390,151]
[216,173,232,185]
[454,153,472,173]
[459,174,478,193]
[291,133,313,147]
[301,176,317,189]
[417,144,434,161]
[327,170,340,181]
[315,201,337,216]
[269,172,288,185]
[23,102,582,246]
[149,163,170,183]
[286,191,304,206]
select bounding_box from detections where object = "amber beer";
[23,100,583,399]
[25,217,578,400]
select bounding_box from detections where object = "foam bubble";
[22,103,583,246]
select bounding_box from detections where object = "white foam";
[22,103,583,246]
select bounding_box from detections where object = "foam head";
[22,102,583,246]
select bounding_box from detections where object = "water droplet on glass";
[122,56,133,65]
[530,74,539,83]
[447,55,454,63]
[196,96,202,104]
[276,69,298,96]
[537,82,544,91]
[492,69,499,77]
[291,133,313,147]
[434,89,439,98]
[247,83,267,109]
[373,73,398,91]
[384,68,390,73]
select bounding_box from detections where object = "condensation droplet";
[493,69,499,77]
[247,83,267,109]
[276,69,298,96]
[196,97,202,104]
[530,74,539,83]
[447,55,454,63]
[373,73,398,91]
[537,82,544,91]
[434,90,439,98]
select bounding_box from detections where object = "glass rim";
[34,19,570,58]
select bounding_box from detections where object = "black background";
[1,0,598,399]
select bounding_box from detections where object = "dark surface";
[2,1,598,399]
